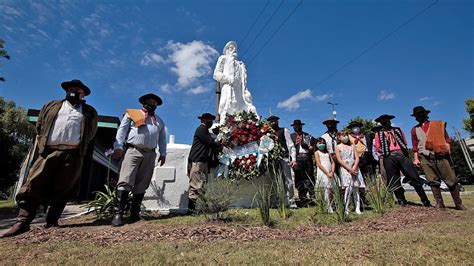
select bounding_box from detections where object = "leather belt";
[126,143,155,153]
[47,144,79,150]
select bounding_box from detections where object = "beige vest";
[415,127,433,156]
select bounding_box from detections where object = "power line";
[239,0,271,47]
[313,0,439,87]
[247,0,303,65]
[241,0,286,58]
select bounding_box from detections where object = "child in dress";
[335,131,365,214]
[314,138,336,213]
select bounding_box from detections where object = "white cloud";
[378,90,395,101]
[432,101,441,106]
[277,89,312,111]
[166,40,218,87]
[187,85,210,95]
[314,93,333,102]
[141,51,165,66]
[419,96,432,101]
[0,5,22,18]
[159,83,173,94]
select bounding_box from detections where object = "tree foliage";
[463,98,474,134]
[343,116,377,137]
[0,38,10,82]
[0,97,36,193]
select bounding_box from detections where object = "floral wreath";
[216,111,284,181]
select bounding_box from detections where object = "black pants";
[294,156,315,204]
[383,151,427,203]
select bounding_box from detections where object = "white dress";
[316,151,336,188]
[337,144,366,188]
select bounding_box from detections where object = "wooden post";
[216,81,221,123]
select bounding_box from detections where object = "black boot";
[111,190,129,227]
[45,202,67,228]
[187,199,196,215]
[413,185,431,207]
[129,193,145,223]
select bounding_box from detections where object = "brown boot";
[1,208,36,238]
[431,186,445,209]
[449,184,466,210]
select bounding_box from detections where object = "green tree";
[450,139,474,181]
[463,98,474,134]
[0,97,36,194]
[0,38,11,82]
[344,116,377,136]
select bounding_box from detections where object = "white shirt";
[47,101,83,146]
[113,111,167,156]
[321,131,338,155]
[283,128,297,161]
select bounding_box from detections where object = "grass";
[1,193,473,264]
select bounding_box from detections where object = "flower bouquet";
[216,111,284,180]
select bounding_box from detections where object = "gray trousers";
[117,147,156,194]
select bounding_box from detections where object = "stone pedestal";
[143,137,275,214]
[143,142,191,214]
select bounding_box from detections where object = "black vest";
[378,127,408,157]
[276,127,289,157]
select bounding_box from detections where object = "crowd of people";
[1,79,466,238]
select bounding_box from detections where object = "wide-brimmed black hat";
[411,106,431,116]
[347,121,363,128]
[139,93,163,106]
[375,114,395,122]
[371,122,383,132]
[61,79,91,96]
[291,119,305,126]
[198,113,216,120]
[322,117,339,125]
[267,115,280,121]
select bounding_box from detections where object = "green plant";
[253,182,272,226]
[271,164,288,219]
[196,177,237,220]
[332,179,348,223]
[85,185,117,220]
[366,174,398,216]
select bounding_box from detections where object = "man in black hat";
[410,106,465,210]
[268,115,297,208]
[374,114,430,207]
[321,117,339,158]
[290,119,316,207]
[187,113,222,213]
[2,79,98,238]
[111,93,167,226]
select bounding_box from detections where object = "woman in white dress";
[314,138,336,213]
[335,131,365,214]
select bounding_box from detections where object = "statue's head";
[223,41,238,56]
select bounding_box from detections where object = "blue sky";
[1,0,472,145]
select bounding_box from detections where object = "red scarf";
[142,108,156,125]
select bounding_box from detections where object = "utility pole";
[215,81,221,123]
[327,101,338,119]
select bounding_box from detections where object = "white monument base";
[143,138,274,214]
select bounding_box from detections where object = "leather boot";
[187,199,196,215]
[45,202,67,228]
[414,185,431,207]
[430,186,445,209]
[449,184,466,210]
[111,190,129,227]
[1,207,36,238]
[129,193,145,223]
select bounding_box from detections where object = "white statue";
[213,41,258,123]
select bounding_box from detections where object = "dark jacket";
[290,132,316,156]
[189,124,220,163]
[36,100,98,156]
